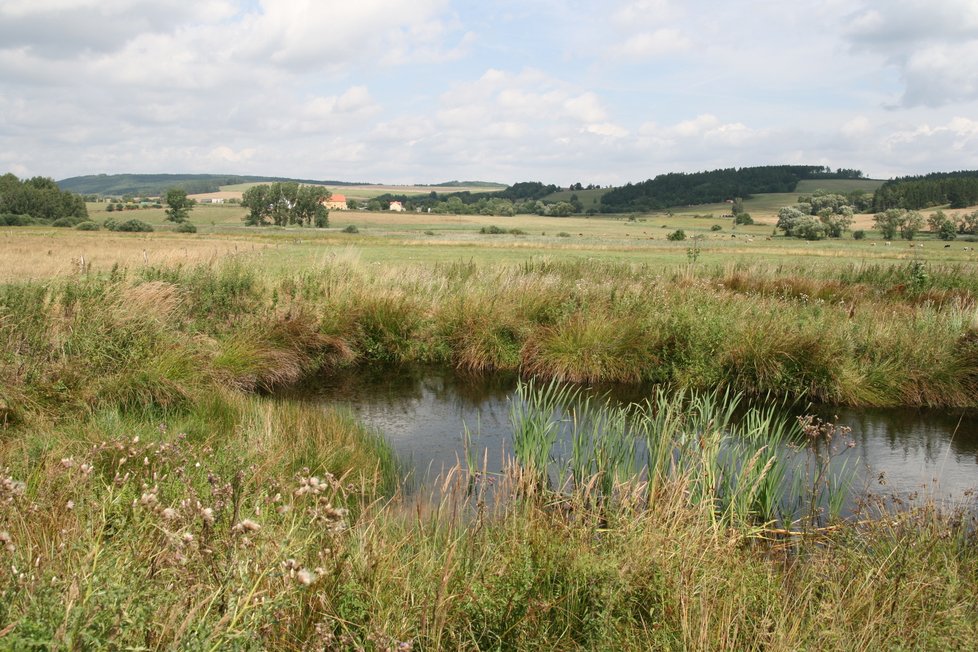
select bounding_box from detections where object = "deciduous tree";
[163,188,194,223]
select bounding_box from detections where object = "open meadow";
[3,199,978,649]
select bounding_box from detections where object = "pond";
[287,367,978,514]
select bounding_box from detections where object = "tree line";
[367,181,561,215]
[872,171,978,211]
[598,166,864,213]
[0,173,88,226]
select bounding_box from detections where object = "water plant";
[504,381,852,531]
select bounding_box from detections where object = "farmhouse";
[389,200,404,212]
[323,193,346,211]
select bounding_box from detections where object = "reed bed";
[5,257,975,430]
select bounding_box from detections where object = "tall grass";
[0,391,975,648]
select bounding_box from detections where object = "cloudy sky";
[2,0,978,185]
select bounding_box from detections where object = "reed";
[503,381,844,530]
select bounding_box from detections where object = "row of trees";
[368,181,561,215]
[868,209,978,241]
[924,209,978,240]
[873,171,978,211]
[361,194,583,217]
[0,173,88,223]
[241,183,329,227]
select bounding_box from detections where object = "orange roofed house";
[321,193,346,211]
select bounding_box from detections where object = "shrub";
[480,225,507,234]
[791,216,827,240]
[175,222,197,233]
[711,224,723,231]
[734,212,754,225]
[852,230,866,240]
[667,229,687,241]
[509,228,527,236]
[75,221,100,231]
[557,232,571,238]
[52,217,79,227]
[938,220,957,241]
[423,230,435,236]
[0,213,40,226]
[342,224,359,234]
[106,218,154,232]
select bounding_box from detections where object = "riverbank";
[3,259,978,427]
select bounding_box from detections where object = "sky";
[2,0,978,185]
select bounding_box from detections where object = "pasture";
[16,198,973,281]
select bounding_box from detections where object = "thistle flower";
[231,519,261,534]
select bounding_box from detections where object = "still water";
[290,367,978,507]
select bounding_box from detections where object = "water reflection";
[285,368,978,505]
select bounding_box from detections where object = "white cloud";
[585,123,629,138]
[841,116,871,138]
[615,28,690,58]
[208,145,256,164]
[845,0,978,106]
[3,0,978,184]
[611,0,681,28]
[564,93,608,122]
[234,0,458,70]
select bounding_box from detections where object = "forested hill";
[56,174,373,196]
[872,171,978,211]
[599,165,865,213]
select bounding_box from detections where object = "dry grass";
[0,230,263,282]
[186,191,243,201]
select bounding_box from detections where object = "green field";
[543,187,609,205]
[69,200,978,273]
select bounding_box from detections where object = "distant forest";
[57,174,372,197]
[598,166,865,213]
[372,181,559,210]
[872,171,978,211]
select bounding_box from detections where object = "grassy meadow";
[3,194,978,648]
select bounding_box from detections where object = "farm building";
[323,193,346,211]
